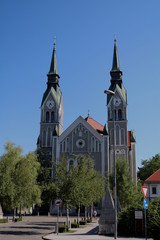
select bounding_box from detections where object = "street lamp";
[104,89,117,239]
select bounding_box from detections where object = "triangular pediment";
[41,87,62,109]
[59,116,103,142]
[107,84,127,107]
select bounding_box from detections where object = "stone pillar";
[99,188,115,235]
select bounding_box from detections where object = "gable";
[59,116,103,143]
[145,169,160,183]
[41,87,62,109]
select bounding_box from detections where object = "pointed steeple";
[110,38,122,82]
[111,38,121,72]
[47,40,60,89]
[48,41,59,76]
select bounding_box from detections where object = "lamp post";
[104,89,117,239]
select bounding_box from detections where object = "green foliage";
[138,154,160,181]
[110,158,138,208]
[54,155,105,209]
[118,199,160,239]
[86,217,92,223]
[79,220,86,225]
[71,222,79,228]
[14,217,22,222]
[147,199,160,240]
[70,155,106,208]
[0,142,41,211]
[0,219,8,223]
[36,149,58,205]
[118,207,136,237]
[58,224,68,233]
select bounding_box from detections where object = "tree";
[137,154,160,181]
[110,158,138,208]
[0,142,41,214]
[14,152,41,212]
[54,155,105,224]
[36,149,57,208]
[70,155,105,221]
[147,198,160,240]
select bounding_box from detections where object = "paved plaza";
[0,216,150,240]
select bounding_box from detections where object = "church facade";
[37,40,137,192]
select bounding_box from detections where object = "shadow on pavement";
[0,231,40,235]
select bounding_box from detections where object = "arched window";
[110,129,114,145]
[114,110,116,120]
[118,109,122,120]
[121,129,125,145]
[116,125,120,145]
[46,112,49,122]
[47,128,50,146]
[67,138,70,152]
[43,130,46,146]
[51,112,54,122]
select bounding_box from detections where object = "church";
[37,40,137,203]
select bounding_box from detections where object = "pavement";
[0,216,151,240]
[43,219,147,240]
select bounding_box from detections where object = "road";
[0,216,59,240]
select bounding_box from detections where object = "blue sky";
[1,0,160,169]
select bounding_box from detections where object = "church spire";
[48,40,59,76]
[47,40,60,89]
[111,38,121,72]
[110,38,122,82]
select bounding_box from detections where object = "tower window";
[118,109,122,120]
[43,130,46,146]
[51,112,54,122]
[114,110,116,120]
[116,125,120,145]
[121,129,125,145]
[47,128,50,146]
[46,112,49,122]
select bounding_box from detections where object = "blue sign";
[143,199,148,209]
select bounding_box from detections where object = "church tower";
[37,42,63,163]
[107,39,128,173]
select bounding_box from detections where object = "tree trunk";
[85,206,87,219]
[77,203,80,224]
[19,204,22,217]
[90,203,93,222]
[13,207,16,221]
[66,204,70,229]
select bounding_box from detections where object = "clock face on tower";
[113,97,121,106]
[46,100,54,109]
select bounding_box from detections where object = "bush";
[79,220,86,225]
[71,222,79,228]
[0,218,8,223]
[14,217,22,222]
[118,207,143,237]
[147,199,160,240]
[86,218,92,223]
[58,224,68,233]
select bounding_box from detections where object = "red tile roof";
[145,168,160,182]
[85,116,104,135]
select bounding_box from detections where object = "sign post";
[54,198,62,235]
[141,186,148,240]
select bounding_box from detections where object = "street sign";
[143,198,148,209]
[141,186,148,199]
[54,198,62,207]
[135,210,143,219]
